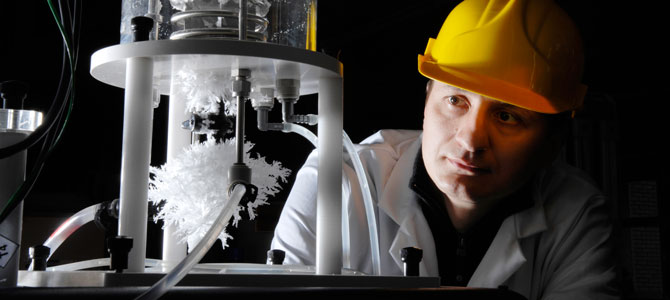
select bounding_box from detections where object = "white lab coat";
[271,129,618,300]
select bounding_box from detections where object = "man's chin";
[438,179,501,205]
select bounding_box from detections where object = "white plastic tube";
[135,184,247,300]
[41,203,102,262]
[282,122,381,275]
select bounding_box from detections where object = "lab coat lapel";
[469,216,526,287]
[378,137,439,276]
[377,136,421,226]
[469,200,547,288]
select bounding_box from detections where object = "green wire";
[48,0,73,69]
[48,0,76,148]
[0,0,76,222]
[52,80,75,149]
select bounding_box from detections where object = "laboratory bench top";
[1,286,527,299]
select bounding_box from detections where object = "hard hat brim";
[418,54,565,114]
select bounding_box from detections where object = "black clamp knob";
[182,113,234,135]
[94,199,119,238]
[400,246,423,276]
[29,245,51,271]
[266,249,285,265]
[107,235,133,273]
[131,16,154,42]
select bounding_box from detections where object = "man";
[271,0,618,299]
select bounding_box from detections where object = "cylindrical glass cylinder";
[120,0,317,51]
[267,0,317,50]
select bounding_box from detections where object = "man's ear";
[425,80,434,104]
[426,80,433,94]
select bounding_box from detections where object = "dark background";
[0,1,667,298]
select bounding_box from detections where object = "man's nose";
[455,108,490,153]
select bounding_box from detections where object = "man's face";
[422,81,558,207]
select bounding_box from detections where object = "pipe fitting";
[275,78,300,100]
[231,68,251,78]
[251,87,275,110]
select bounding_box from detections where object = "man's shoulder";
[534,161,608,228]
[537,161,602,200]
[359,129,422,145]
[357,129,422,157]
[345,129,422,189]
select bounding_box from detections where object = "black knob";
[29,245,51,271]
[94,199,119,238]
[107,235,133,273]
[266,249,285,265]
[400,247,423,276]
[131,16,154,42]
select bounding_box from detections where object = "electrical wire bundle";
[0,0,81,224]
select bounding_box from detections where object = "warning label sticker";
[0,234,19,268]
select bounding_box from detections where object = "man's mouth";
[447,158,491,175]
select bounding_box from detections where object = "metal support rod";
[235,95,245,164]
[238,0,247,41]
[118,56,154,273]
[316,76,343,275]
[229,69,251,187]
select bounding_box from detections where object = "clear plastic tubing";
[41,203,102,262]
[342,131,381,276]
[282,123,381,276]
[282,123,357,267]
[135,184,246,300]
[282,122,317,146]
[47,258,162,272]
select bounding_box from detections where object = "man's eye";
[497,111,519,124]
[447,96,461,105]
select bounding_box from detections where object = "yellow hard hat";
[418,0,587,114]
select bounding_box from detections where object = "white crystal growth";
[148,136,290,250]
[175,67,234,116]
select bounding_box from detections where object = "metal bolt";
[232,80,252,94]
